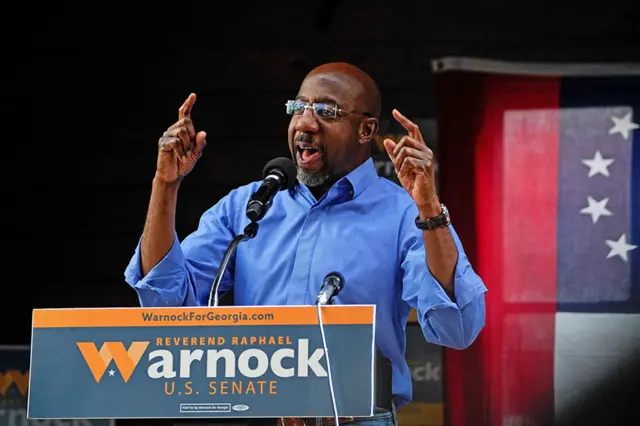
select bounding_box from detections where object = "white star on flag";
[605,233,637,262]
[608,112,639,140]
[582,150,614,178]
[108,369,115,376]
[580,196,612,223]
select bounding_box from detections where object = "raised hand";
[383,109,439,212]
[156,93,207,185]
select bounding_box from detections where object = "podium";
[27,305,392,421]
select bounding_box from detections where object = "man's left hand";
[383,109,440,215]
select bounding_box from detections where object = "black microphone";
[246,157,297,223]
[316,272,344,305]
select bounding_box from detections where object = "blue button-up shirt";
[124,158,487,408]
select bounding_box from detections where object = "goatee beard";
[296,169,332,187]
[290,148,331,187]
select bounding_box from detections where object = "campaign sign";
[0,345,114,426]
[28,305,375,420]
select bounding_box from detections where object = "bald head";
[288,62,382,196]
[305,62,382,119]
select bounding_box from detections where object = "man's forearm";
[418,202,458,297]
[140,176,180,277]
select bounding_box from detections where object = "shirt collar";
[290,157,379,201]
[341,157,379,199]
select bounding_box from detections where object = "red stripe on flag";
[437,71,559,425]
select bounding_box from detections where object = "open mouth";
[296,143,323,166]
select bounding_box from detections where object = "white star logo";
[608,112,639,140]
[605,233,637,262]
[580,196,612,223]
[108,369,115,376]
[582,150,614,178]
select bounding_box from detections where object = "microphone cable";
[316,303,340,426]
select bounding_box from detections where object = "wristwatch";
[415,203,450,230]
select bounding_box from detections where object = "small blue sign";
[0,345,114,426]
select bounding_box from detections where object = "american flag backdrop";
[431,58,640,426]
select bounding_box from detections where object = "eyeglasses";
[285,100,371,120]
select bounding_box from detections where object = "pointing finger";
[392,109,422,141]
[179,93,196,120]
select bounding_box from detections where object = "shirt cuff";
[124,233,187,304]
[417,234,487,312]
[451,259,488,309]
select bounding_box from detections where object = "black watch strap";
[415,204,450,230]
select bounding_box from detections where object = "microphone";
[246,157,297,223]
[316,272,344,305]
[209,157,295,307]
[315,272,345,425]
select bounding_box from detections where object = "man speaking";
[124,62,487,426]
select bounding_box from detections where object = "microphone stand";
[207,221,259,307]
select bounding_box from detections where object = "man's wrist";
[153,174,181,192]
[415,200,450,231]
[417,199,442,220]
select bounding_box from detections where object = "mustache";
[295,133,313,143]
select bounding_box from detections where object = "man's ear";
[359,117,379,145]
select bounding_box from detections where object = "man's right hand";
[156,93,207,185]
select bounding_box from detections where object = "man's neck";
[308,181,334,201]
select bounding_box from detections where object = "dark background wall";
[12,0,640,346]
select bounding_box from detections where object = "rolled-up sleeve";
[399,205,487,350]
[125,233,187,306]
[123,191,243,308]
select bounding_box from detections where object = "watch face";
[441,205,450,220]
[415,204,450,230]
